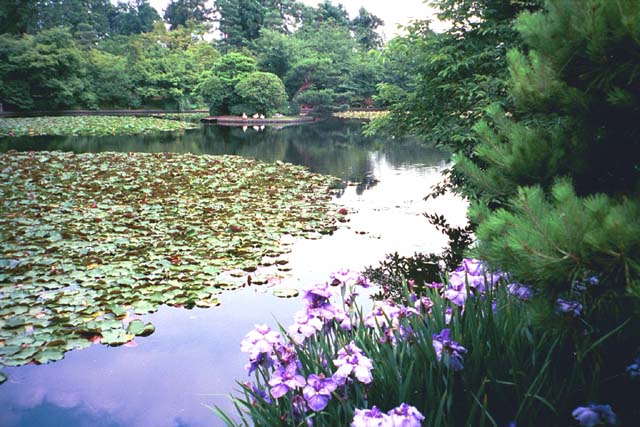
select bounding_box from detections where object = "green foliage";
[198,52,258,114]
[462,0,640,298]
[0,28,87,110]
[217,272,639,426]
[367,0,541,197]
[234,71,287,115]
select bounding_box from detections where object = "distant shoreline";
[201,115,317,125]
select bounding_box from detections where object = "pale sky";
[147,0,445,39]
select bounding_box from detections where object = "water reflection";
[0,119,448,189]
[0,119,465,427]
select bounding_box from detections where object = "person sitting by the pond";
[252,113,260,119]
[242,112,247,120]
[259,114,265,119]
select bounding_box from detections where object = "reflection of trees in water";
[1,119,448,196]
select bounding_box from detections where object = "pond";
[0,118,466,427]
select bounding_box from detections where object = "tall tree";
[42,0,114,35]
[110,0,161,35]
[164,0,213,30]
[306,0,349,27]
[0,27,87,109]
[0,0,40,34]
[459,0,640,295]
[369,0,540,179]
[214,0,303,50]
[350,7,384,50]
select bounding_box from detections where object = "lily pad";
[273,288,300,299]
[100,330,134,346]
[34,348,65,364]
[126,319,155,337]
[0,151,340,368]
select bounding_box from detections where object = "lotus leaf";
[0,150,340,370]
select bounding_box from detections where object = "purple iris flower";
[365,301,398,328]
[303,374,338,411]
[626,356,640,379]
[556,298,583,317]
[432,328,467,371]
[289,310,324,344]
[244,351,275,375]
[414,296,434,312]
[303,282,336,320]
[572,403,616,426]
[275,343,299,368]
[330,269,371,288]
[351,406,393,427]
[333,341,374,385]
[459,258,484,276]
[443,281,467,307]
[334,306,353,331]
[291,394,309,422]
[508,283,534,301]
[444,307,453,325]
[426,282,444,290]
[388,403,425,427]
[268,363,306,398]
[240,324,282,374]
[245,382,272,405]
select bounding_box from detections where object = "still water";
[0,119,467,427]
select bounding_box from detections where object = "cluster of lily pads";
[0,116,199,137]
[0,150,341,376]
[333,111,389,121]
[218,261,625,426]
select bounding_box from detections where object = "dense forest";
[0,0,387,113]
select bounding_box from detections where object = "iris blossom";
[333,341,374,385]
[303,374,338,411]
[330,269,371,288]
[556,298,583,317]
[302,282,336,320]
[388,403,425,427]
[351,406,392,427]
[572,403,616,426]
[268,363,305,398]
[240,324,282,374]
[432,328,467,371]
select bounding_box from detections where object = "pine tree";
[457,0,640,297]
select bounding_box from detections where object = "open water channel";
[0,118,466,427]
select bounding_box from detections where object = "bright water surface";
[0,119,467,427]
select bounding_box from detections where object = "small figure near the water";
[252,126,260,132]
[252,113,260,119]
[242,113,247,120]
[242,125,248,132]
[259,114,265,119]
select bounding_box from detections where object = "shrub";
[234,71,288,117]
